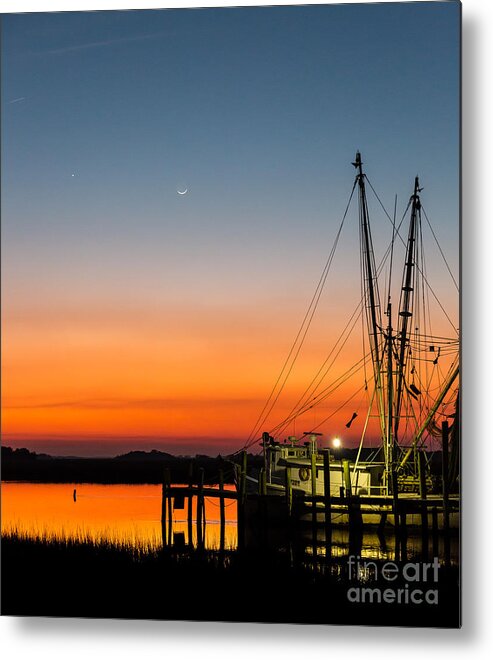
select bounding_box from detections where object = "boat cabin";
[263,434,383,497]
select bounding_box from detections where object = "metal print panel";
[1,1,460,627]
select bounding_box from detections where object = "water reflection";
[2,482,457,566]
[1,482,238,550]
[300,528,459,565]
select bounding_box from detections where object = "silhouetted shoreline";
[1,446,247,484]
[1,445,454,487]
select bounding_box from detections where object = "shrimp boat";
[238,152,459,529]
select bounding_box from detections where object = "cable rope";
[366,176,458,335]
[421,205,459,291]
[302,384,367,435]
[241,180,358,451]
[269,202,412,440]
[269,349,375,438]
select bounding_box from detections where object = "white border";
[2,0,493,657]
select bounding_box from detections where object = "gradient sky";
[1,2,460,456]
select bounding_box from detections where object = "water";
[1,482,238,550]
[1,482,457,565]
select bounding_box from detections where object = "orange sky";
[2,285,458,457]
[2,294,384,455]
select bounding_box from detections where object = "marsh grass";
[2,525,163,558]
[1,529,459,626]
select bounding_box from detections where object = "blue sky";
[2,3,460,255]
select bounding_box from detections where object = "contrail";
[8,97,25,104]
[47,32,167,55]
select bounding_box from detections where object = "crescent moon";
[177,188,188,195]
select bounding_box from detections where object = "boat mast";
[353,152,388,482]
[393,177,421,445]
[386,301,395,493]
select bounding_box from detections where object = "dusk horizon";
[3,430,386,458]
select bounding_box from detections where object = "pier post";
[342,459,353,524]
[377,512,387,537]
[165,468,173,546]
[258,467,266,496]
[197,467,205,550]
[323,451,332,553]
[237,451,247,552]
[418,451,429,557]
[219,468,226,552]
[285,468,292,516]
[161,469,167,549]
[342,460,352,498]
[258,467,268,545]
[391,470,400,537]
[442,421,451,565]
[311,451,318,558]
[418,450,428,500]
[188,461,194,547]
[241,450,247,503]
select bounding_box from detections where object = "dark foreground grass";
[1,532,460,626]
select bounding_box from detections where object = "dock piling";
[188,461,194,547]
[165,467,173,545]
[197,467,205,550]
[418,451,429,556]
[311,451,318,558]
[442,421,451,565]
[219,468,226,552]
[161,469,168,548]
[323,451,332,552]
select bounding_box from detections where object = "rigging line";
[244,179,358,447]
[420,215,434,398]
[244,181,357,446]
[278,299,364,434]
[284,200,395,429]
[366,175,458,335]
[366,174,411,228]
[420,213,433,347]
[272,351,371,429]
[421,205,459,292]
[204,497,236,508]
[243,321,368,448]
[306,384,366,435]
[408,336,459,347]
[274,204,409,440]
[280,325,379,432]
[387,194,398,305]
[270,358,364,436]
[353,385,377,473]
[270,209,407,441]
[270,351,373,436]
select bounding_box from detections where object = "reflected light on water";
[1,483,238,550]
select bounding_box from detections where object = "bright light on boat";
[332,437,341,448]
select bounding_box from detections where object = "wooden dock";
[160,455,458,560]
